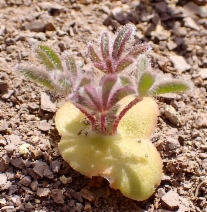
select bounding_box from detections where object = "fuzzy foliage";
[16,23,190,135]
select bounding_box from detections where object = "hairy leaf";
[18,66,54,89]
[101,32,110,59]
[138,72,155,97]
[36,48,56,70]
[115,57,134,72]
[128,43,150,59]
[120,76,132,86]
[49,71,71,92]
[76,93,97,112]
[137,55,150,73]
[112,24,136,59]
[38,45,63,70]
[66,55,78,75]
[149,80,190,96]
[101,75,118,110]
[84,85,102,112]
[93,62,106,72]
[88,44,101,63]
[108,86,135,108]
[79,75,93,87]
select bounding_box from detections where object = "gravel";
[0,0,207,211]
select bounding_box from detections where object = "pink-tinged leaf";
[93,62,107,72]
[101,32,110,59]
[127,43,150,59]
[77,93,98,112]
[84,85,102,112]
[112,23,136,60]
[115,57,134,72]
[88,43,101,63]
[75,72,93,90]
[108,86,135,108]
[101,75,118,110]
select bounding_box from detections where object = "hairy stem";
[111,97,143,135]
[101,112,109,134]
[105,58,114,73]
[74,104,96,128]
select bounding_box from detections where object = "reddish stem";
[100,113,106,134]
[111,97,143,134]
[74,103,96,127]
[106,58,114,73]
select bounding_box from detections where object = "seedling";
[16,23,190,201]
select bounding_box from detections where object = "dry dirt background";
[1,0,207,211]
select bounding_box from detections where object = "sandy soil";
[0,0,207,211]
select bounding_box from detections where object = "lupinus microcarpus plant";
[16,23,190,201]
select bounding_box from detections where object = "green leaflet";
[18,68,54,89]
[67,55,77,74]
[120,76,131,86]
[138,55,149,73]
[149,80,190,96]
[37,45,63,70]
[138,72,155,97]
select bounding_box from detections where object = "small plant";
[16,23,190,201]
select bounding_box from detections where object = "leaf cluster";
[16,24,190,135]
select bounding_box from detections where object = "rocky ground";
[1,0,207,211]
